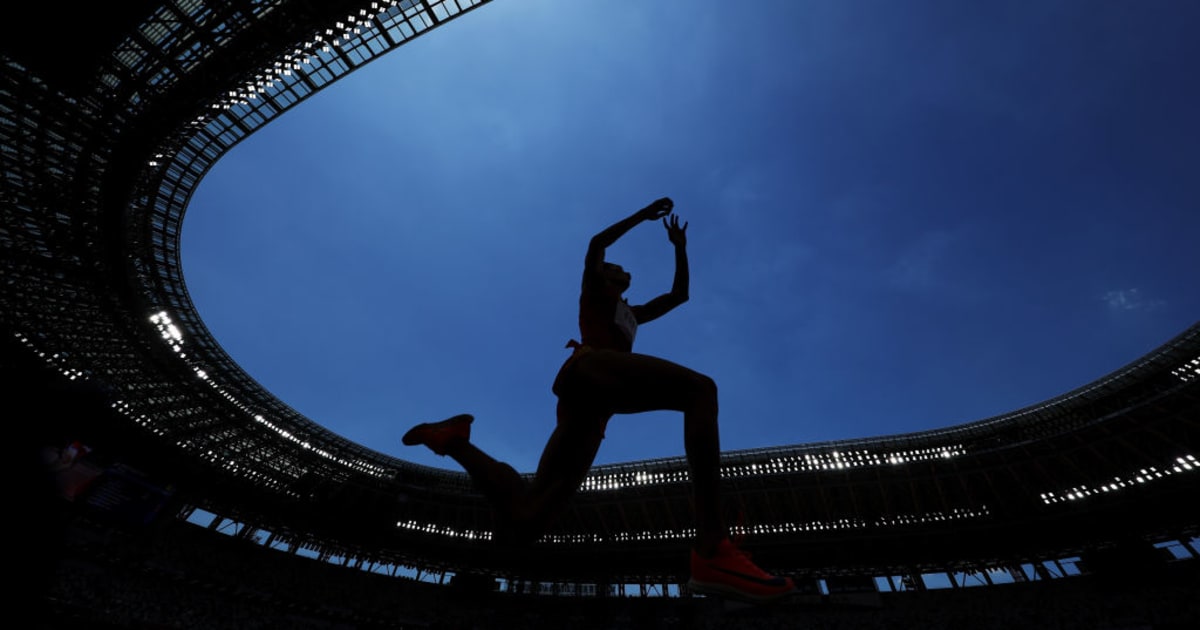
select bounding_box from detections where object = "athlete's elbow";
[589,234,615,251]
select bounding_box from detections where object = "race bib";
[614,300,637,344]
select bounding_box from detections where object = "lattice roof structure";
[4,0,1198,590]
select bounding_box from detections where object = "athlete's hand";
[637,197,674,222]
[663,214,688,247]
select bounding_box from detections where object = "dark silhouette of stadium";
[4,2,1197,627]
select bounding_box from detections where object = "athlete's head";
[602,262,631,294]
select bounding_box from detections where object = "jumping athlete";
[402,197,796,603]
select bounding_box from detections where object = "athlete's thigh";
[531,403,607,497]
[573,350,709,414]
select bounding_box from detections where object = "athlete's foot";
[402,414,473,456]
[687,538,796,604]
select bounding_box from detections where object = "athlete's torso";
[577,288,637,352]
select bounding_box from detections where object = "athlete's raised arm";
[633,214,689,324]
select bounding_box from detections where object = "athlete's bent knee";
[687,372,718,405]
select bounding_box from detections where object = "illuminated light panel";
[205,0,468,112]
[107,397,296,496]
[1039,454,1198,505]
[579,469,689,492]
[724,446,966,478]
[1171,356,1200,383]
[144,310,390,480]
[402,507,990,545]
[396,519,492,541]
[578,445,967,492]
[13,333,88,381]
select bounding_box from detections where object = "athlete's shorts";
[551,341,592,399]
[552,342,610,439]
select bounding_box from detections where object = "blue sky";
[182,0,1199,473]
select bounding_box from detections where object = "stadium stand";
[3,1,1198,627]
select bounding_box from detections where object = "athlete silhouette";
[403,197,796,602]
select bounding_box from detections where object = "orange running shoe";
[687,538,796,603]
[401,414,473,455]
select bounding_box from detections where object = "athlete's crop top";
[576,288,637,352]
